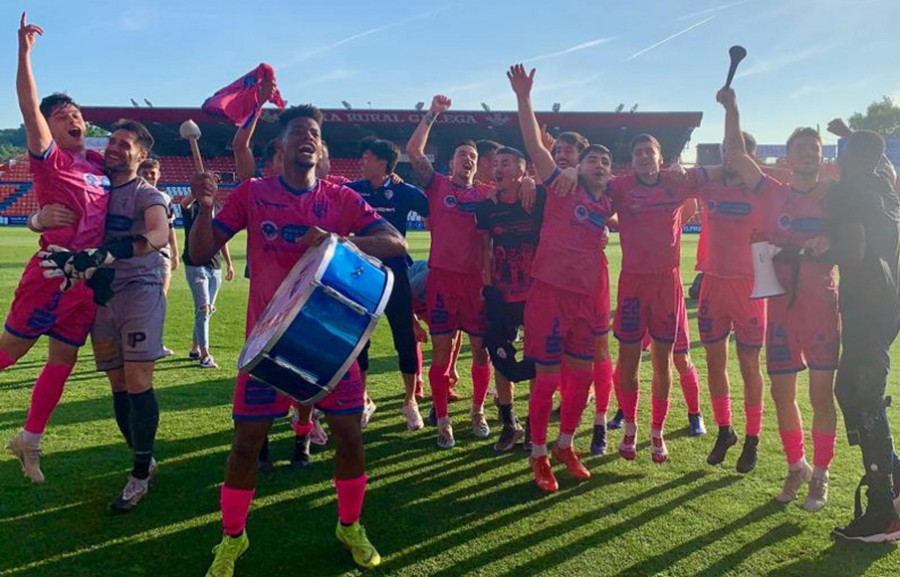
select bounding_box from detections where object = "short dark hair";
[39,93,80,119]
[360,137,400,174]
[723,131,758,157]
[263,138,279,162]
[139,158,160,171]
[453,139,478,154]
[496,146,526,165]
[786,127,821,151]
[630,133,661,154]
[579,144,612,162]
[844,130,885,166]
[278,104,324,136]
[476,139,502,157]
[555,131,589,154]
[111,119,154,151]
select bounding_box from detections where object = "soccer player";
[348,137,429,430]
[475,139,501,185]
[179,191,235,369]
[609,134,717,464]
[475,146,542,451]
[41,119,171,511]
[3,14,109,484]
[138,158,177,356]
[828,129,900,542]
[509,64,612,492]
[406,95,494,449]
[190,105,406,573]
[698,88,767,473]
[723,91,838,511]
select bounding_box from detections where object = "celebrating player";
[348,137,429,430]
[475,146,542,451]
[509,64,612,492]
[723,93,838,511]
[406,95,494,449]
[3,14,109,483]
[190,105,406,574]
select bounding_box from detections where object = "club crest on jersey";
[84,173,111,189]
[574,205,589,221]
[443,195,458,208]
[384,189,394,201]
[777,213,792,230]
[261,221,279,241]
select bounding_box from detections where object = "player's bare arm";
[16,12,51,156]
[720,88,763,188]
[407,95,448,185]
[352,221,408,261]
[508,65,557,184]
[232,78,275,181]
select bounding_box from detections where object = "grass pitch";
[1,228,899,576]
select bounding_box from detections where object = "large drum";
[238,235,393,405]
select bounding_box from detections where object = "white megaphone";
[750,241,786,299]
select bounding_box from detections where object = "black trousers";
[357,265,418,376]
[835,310,900,514]
[483,298,535,383]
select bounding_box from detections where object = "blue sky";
[2,0,898,159]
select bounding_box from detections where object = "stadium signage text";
[321,111,508,126]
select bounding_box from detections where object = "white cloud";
[735,46,829,79]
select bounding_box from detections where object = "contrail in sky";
[626,16,715,61]
[524,38,616,63]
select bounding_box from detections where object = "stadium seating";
[329,158,360,181]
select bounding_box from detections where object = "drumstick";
[179,119,205,174]
[725,45,747,89]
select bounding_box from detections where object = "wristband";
[31,213,44,232]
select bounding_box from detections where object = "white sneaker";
[802,470,829,512]
[162,347,175,357]
[200,355,219,369]
[7,433,44,483]
[776,460,813,503]
[402,403,424,431]
[472,411,491,439]
[110,475,150,512]
[360,398,377,428]
[310,417,329,446]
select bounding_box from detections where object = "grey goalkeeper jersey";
[104,176,169,290]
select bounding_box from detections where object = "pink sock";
[612,364,623,407]
[221,485,255,536]
[812,430,836,469]
[429,363,450,420]
[745,403,763,437]
[679,366,701,414]
[593,359,613,415]
[711,396,732,428]
[24,362,73,435]
[336,473,367,525]
[528,372,560,446]
[560,367,592,435]
[0,350,14,370]
[620,388,639,423]
[651,396,670,432]
[778,429,805,466]
[471,363,491,408]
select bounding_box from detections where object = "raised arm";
[233,111,260,182]
[407,95,449,186]
[507,65,557,184]
[718,87,763,188]
[16,13,51,156]
[189,172,230,264]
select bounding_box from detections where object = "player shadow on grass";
[0,376,236,429]
[764,538,897,577]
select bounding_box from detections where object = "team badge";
[384,189,394,201]
[574,205,589,221]
[261,221,279,241]
[777,213,792,230]
[443,195,458,208]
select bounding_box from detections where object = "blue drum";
[238,235,393,405]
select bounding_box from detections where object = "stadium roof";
[82,107,703,163]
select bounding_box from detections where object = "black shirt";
[182,202,221,269]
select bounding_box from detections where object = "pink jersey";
[609,168,706,274]
[759,175,834,284]
[29,143,109,251]
[213,176,382,332]
[425,173,491,275]
[532,182,613,296]
[695,177,770,279]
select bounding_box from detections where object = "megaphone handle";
[189,137,205,174]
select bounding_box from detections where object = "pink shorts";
[765,268,839,375]
[426,267,486,337]
[614,269,684,345]
[698,275,766,348]
[524,280,602,366]
[3,256,96,347]
[232,361,365,420]
[593,259,611,335]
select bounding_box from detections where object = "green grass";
[1,227,900,576]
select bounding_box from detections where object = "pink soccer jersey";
[29,143,109,251]
[213,176,382,332]
[424,173,491,275]
[608,168,707,274]
[695,178,771,279]
[531,183,613,297]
